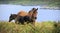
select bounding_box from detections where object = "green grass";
[0,21,59,33]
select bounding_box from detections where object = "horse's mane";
[10,14,17,18]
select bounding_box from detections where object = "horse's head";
[9,14,17,22]
[32,8,38,19]
[27,8,38,25]
[28,8,38,17]
[27,8,38,23]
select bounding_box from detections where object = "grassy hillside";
[0,21,60,33]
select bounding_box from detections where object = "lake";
[0,4,60,22]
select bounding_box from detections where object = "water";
[0,4,60,22]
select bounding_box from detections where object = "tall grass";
[0,21,59,33]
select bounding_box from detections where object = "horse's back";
[17,10,27,16]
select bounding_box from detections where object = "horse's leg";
[15,16,20,24]
[33,19,36,26]
[15,18,18,24]
[18,16,25,25]
[33,21,35,26]
[20,22,25,25]
[22,17,25,25]
[30,19,36,26]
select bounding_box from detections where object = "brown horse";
[31,8,38,25]
[15,8,38,25]
[25,8,38,25]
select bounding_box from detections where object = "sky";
[0,4,60,22]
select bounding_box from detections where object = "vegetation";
[0,21,60,33]
[53,21,60,33]
[0,0,60,7]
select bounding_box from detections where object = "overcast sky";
[0,4,60,22]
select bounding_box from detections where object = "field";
[0,21,60,33]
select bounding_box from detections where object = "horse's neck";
[28,10,33,16]
[27,12,33,17]
[13,15,17,18]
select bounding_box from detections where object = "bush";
[53,21,60,33]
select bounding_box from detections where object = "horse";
[15,8,38,25]
[15,8,34,24]
[9,14,26,24]
[31,8,38,25]
[24,8,38,25]
[9,14,17,22]
[9,8,38,25]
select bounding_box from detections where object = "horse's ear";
[36,8,38,10]
[32,8,35,10]
[11,14,12,15]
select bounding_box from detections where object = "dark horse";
[9,14,32,24]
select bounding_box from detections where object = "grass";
[0,21,59,33]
